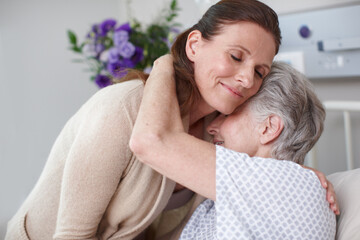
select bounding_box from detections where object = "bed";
[309,101,360,240]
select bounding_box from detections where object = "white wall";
[262,0,360,14]
[128,0,201,29]
[1,0,359,238]
[311,79,360,174]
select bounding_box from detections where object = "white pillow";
[327,168,360,240]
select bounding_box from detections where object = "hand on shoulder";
[151,54,174,77]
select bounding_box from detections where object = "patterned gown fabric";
[179,145,336,240]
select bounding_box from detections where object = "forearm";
[130,55,215,200]
[130,55,184,153]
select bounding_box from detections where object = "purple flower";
[118,42,135,59]
[107,59,135,78]
[120,58,136,68]
[88,24,101,39]
[113,30,129,46]
[95,74,112,88]
[131,46,144,65]
[163,37,171,49]
[100,19,117,36]
[108,47,119,63]
[83,43,97,58]
[95,44,105,54]
[115,22,131,33]
[166,27,180,49]
[83,43,105,59]
[170,27,181,34]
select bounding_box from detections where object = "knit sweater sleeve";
[53,81,143,240]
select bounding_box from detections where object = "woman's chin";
[217,106,236,115]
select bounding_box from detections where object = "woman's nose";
[235,66,254,89]
[207,114,226,135]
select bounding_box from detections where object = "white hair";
[248,61,325,164]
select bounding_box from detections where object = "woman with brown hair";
[5,1,335,240]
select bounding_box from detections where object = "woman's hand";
[303,165,340,215]
[149,54,174,77]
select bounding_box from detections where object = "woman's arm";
[55,84,142,239]
[130,55,216,200]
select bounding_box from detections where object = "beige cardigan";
[5,80,204,240]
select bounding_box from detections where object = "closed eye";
[231,55,241,62]
[255,70,263,78]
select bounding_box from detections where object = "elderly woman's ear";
[259,114,283,145]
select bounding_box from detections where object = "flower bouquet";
[67,0,180,88]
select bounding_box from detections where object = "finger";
[335,209,340,215]
[315,170,328,189]
[322,179,328,189]
[331,203,340,215]
[328,182,340,215]
[326,181,341,215]
[327,193,334,203]
[326,182,335,203]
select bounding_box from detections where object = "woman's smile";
[220,82,243,98]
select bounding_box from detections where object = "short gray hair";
[248,61,325,164]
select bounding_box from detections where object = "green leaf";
[103,36,114,49]
[166,13,178,22]
[67,30,77,45]
[79,43,85,52]
[171,23,182,28]
[131,19,142,31]
[171,0,177,11]
[71,46,82,53]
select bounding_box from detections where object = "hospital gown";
[179,145,336,240]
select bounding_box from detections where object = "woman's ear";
[259,115,284,145]
[185,30,202,62]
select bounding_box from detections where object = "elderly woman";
[130,59,337,239]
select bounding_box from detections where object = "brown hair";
[119,0,281,116]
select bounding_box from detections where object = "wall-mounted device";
[275,4,360,79]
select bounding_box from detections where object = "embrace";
[6,0,338,239]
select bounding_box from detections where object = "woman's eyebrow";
[229,44,250,55]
